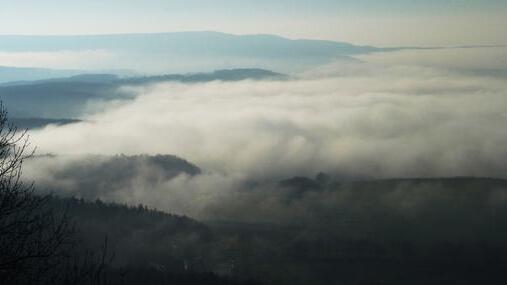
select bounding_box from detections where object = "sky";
[1,0,506,46]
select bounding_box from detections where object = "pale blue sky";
[1,0,506,45]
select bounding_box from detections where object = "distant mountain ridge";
[0,66,86,84]
[0,31,385,55]
[1,68,284,86]
[0,31,388,74]
[0,68,285,118]
[0,66,135,84]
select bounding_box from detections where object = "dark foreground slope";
[276,176,507,241]
[42,176,507,285]
[47,197,259,285]
[207,176,507,285]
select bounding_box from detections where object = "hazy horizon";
[2,0,507,46]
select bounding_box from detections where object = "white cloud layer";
[21,48,507,218]
[28,48,507,179]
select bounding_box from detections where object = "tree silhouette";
[0,104,74,284]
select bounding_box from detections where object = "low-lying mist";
[23,48,507,221]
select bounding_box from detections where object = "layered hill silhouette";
[0,32,391,75]
[32,154,201,200]
[1,68,285,119]
[0,32,384,57]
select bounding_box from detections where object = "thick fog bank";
[23,48,507,219]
